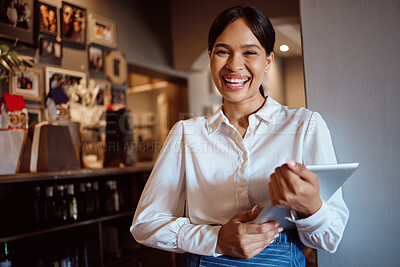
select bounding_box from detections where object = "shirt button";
[239,181,247,187]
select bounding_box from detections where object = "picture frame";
[9,67,43,102]
[93,79,111,107]
[111,86,126,105]
[88,45,105,74]
[105,50,127,85]
[88,13,117,48]
[0,0,35,45]
[38,1,58,36]
[39,36,62,59]
[60,1,86,46]
[25,104,44,124]
[45,66,86,97]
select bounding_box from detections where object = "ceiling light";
[280,44,289,52]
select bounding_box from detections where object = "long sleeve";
[130,121,221,256]
[291,112,349,253]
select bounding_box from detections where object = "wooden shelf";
[0,210,135,243]
[0,162,153,184]
[0,161,165,267]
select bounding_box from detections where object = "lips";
[222,74,250,91]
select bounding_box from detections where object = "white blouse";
[130,97,349,256]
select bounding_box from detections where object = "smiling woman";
[131,6,348,267]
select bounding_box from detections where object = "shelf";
[103,247,143,267]
[0,210,135,243]
[0,162,153,184]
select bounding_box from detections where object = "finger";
[275,166,294,192]
[232,205,259,223]
[244,229,282,247]
[286,159,317,183]
[268,182,276,204]
[268,179,281,206]
[246,221,280,234]
[269,173,281,192]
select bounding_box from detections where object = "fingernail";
[278,227,283,232]
[274,233,279,238]
[275,222,280,227]
[287,158,296,167]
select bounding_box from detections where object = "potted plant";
[0,40,35,80]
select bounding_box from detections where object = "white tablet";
[250,162,359,229]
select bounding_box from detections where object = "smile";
[223,77,249,84]
[222,75,250,90]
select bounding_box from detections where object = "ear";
[208,50,212,59]
[265,52,274,72]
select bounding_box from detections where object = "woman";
[131,6,349,266]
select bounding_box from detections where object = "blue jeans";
[182,230,305,267]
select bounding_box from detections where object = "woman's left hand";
[268,159,322,219]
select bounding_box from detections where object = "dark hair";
[208,6,275,98]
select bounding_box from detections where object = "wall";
[300,0,400,266]
[284,56,305,107]
[262,55,285,104]
[170,0,299,70]
[1,0,184,91]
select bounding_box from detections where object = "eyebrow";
[214,43,262,50]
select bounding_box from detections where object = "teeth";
[224,78,248,84]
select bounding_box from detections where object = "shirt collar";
[205,97,283,134]
[254,96,282,123]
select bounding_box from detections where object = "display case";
[0,163,175,267]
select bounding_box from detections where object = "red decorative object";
[0,93,28,130]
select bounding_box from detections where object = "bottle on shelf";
[84,182,95,218]
[44,186,56,226]
[77,183,87,220]
[33,186,44,228]
[55,185,69,224]
[0,242,12,266]
[66,184,78,222]
[81,242,89,267]
[105,180,120,213]
[112,180,120,212]
[92,181,101,215]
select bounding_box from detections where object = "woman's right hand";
[215,206,283,259]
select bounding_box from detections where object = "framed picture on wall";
[38,1,58,36]
[0,0,35,44]
[45,67,86,97]
[105,50,127,85]
[9,67,43,102]
[93,79,111,107]
[60,1,86,46]
[111,86,126,105]
[25,104,44,124]
[88,13,117,48]
[39,36,62,59]
[88,45,105,74]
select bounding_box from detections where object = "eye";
[215,50,229,56]
[244,51,258,56]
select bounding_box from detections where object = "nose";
[226,53,244,71]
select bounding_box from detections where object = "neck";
[222,94,266,135]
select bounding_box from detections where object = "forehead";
[215,18,260,46]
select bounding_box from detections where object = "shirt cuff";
[177,224,222,256]
[286,201,331,234]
